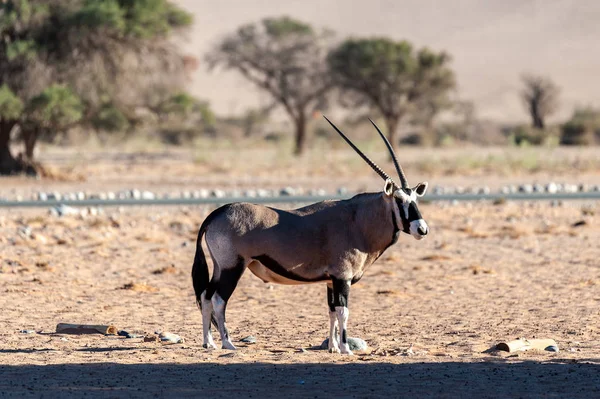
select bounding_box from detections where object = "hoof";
[202,342,217,349]
[328,347,341,354]
[222,342,237,350]
[340,348,354,355]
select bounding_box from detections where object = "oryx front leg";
[327,286,340,353]
[332,278,353,355]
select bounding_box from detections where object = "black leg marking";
[342,328,347,344]
[331,278,350,308]
[327,286,335,312]
[216,256,246,302]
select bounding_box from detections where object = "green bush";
[509,125,545,146]
[92,103,130,132]
[560,108,600,146]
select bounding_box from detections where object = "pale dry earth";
[0,147,599,398]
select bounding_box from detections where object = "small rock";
[118,330,144,339]
[210,189,226,198]
[545,345,559,353]
[256,189,271,198]
[20,329,35,334]
[519,184,533,194]
[143,334,160,343]
[141,191,155,200]
[320,337,368,351]
[18,226,32,239]
[50,204,80,217]
[546,182,558,194]
[159,332,184,344]
[240,335,257,343]
[280,187,295,196]
[571,220,587,228]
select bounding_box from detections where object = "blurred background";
[1,0,599,194]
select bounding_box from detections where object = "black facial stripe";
[395,198,411,233]
[408,201,422,221]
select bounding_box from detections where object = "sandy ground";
[0,148,599,398]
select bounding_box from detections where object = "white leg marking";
[328,311,340,353]
[200,292,217,349]
[335,306,353,355]
[212,293,236,350]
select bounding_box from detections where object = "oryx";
[192,116,429,354]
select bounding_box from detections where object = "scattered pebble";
[143,334,160,343]
[320,337,368,351]
[50,204,80,217]
[20,329,35,334]
[159,332,184,344]
[118,330,144,339]
[240,335,257,343]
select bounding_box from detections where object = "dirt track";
[0,149,599,398]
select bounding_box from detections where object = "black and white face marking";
[393,182,429,240]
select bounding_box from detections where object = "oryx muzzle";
[192,117,429,354]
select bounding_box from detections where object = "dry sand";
[0,149,599,398]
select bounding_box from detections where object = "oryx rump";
[192,116,429,354]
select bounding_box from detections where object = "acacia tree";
[206,16,334,155]
[328,38,455,150]
[0,0,192,175]
[521,74,560,129]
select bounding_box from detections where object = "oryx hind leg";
[207,250,246,349]
[200,291,217,349]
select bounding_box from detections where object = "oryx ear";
[384,179,395,197]
[414,181,428,197]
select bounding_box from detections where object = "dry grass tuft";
[119,282,159,292]
[421,254,452,261]
[152,265,178,275]
[469,265,496,275]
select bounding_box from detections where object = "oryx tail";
[192,204,229,306]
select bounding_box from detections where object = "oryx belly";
[248,256,329,285]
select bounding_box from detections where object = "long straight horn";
[368,118,409,188]
[323,115,398,188]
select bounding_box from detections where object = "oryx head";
[323,116,429,240]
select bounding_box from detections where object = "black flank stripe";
[252,255,328,283]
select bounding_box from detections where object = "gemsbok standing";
[192,116,429,354]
